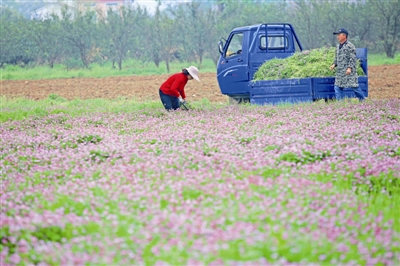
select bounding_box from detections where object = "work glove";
[180,101,189,110]
[178,97,186,104]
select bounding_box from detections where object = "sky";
[131,0,211,14]
[131,0,161,14]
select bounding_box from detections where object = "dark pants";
[159,89,179,110]
[334,86,365,101]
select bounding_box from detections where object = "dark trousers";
[159,89,179,110]
[334,86,365,101]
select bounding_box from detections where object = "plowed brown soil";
[368,65,400,100]
[1,65,399,102]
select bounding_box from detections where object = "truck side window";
[225,33,243,57]
[260,36,289,50]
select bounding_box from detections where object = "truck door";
[217,32,249,95]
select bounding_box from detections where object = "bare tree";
[30,15,65,68]
[151,4,178,73]
[99,6,147,70]
[60,6,99,68]
[370,0,400,58]
[173,2,218,67]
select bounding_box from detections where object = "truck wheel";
[229,97,250,105]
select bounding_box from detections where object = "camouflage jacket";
[333,41,358,88]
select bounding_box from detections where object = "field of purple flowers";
[1,99,400,265]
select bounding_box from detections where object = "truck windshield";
[260,36,289,49]
[225,33,243,57]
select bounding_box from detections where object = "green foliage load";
[253,47,365,81]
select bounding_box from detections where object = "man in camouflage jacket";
[330,28,365,101]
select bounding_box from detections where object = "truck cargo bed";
[250,76,368,105]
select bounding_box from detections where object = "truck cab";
[217,23,303,103]
[217,23,368,104]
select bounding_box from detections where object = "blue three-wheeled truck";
[216,23,368,105]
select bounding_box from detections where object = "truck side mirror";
[218,40,224,55]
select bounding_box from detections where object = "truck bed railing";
[249,23,303,52]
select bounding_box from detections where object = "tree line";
[1,0,399,72]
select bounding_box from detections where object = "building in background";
[28,0,128,20]
[89,0,124,16]
[30,1,76,20]
[2,0,228,19]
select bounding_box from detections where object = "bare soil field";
[368,65,400,100]
[1,65,399,102]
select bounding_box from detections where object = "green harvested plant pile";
[253,47,365,81]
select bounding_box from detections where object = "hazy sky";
[132,0,200,14]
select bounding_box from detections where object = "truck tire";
[229,97,250,105]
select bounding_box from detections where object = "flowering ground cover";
[1,98,400,265]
